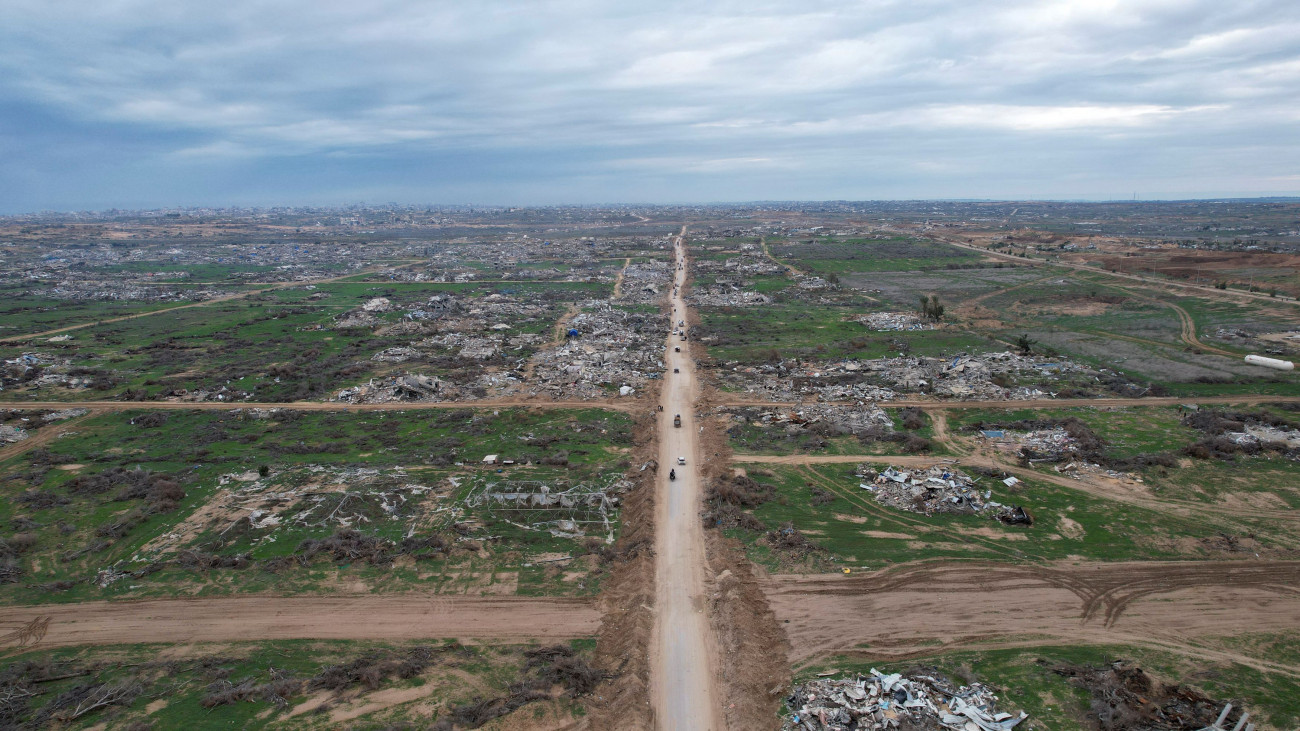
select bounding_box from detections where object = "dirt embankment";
[583,291,670,730]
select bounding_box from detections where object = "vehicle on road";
[677,456,686,465]
[673,367,679,373]
[669,468,676,481]
[674,346,680,352]
[673,414,681,427]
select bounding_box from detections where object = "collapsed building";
[861,465,1032,525]
[715,352,1108,402]
[784,670,1027,731]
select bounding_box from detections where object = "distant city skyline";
[3,0,1299,213]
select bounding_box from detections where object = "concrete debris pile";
[1,352,93,391]
[517,302,667,400]
[337,373,457,403]
[1223,424,1300,449]
[372,346,421,363]
[856,312,932,332]
[982,428,1078,460]
[864,465,1032,525]
[0,424,29,443]
[784,669,1027,731]
[725,404,894,437]
[41,408,89,421]
[689,284,773,307]
[43,282,229,303]
[718,351,1095,402]
[614,260,672,304]
[692,249,787,277]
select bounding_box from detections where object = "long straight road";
[651,229,723,730]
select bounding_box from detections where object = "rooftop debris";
[862,465,1033,525]
[855,312,933,331]
[783,669,1027,731]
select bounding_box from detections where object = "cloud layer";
[2,0,1298,211]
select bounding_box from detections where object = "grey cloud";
[1,0,1298,211]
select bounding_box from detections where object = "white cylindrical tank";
[1245,354,1295,371]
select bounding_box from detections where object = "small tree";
[1014,334,1037,355]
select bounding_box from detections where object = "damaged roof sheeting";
[784,669,1027,731]
[862,465,1032,525]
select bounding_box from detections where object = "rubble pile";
[725,404,894,437]
[718,351,1099,402]
[518,302,667,400]
[864,466,1032,525]
[689,284,773,307]
[614,260,672,304]
[784,669,1027,731]
[982,428,1079,460]
[692,246,787,277]
[856,312,932,332]
[1222,424,1300,449]
[43,282,230,302]
[0,424,29,443]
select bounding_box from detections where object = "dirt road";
[764,560,1300,677]
[651,229,723,730]
[0,595,599,650]
[0,398,639,414]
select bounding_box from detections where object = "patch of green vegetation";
[724,464,1292,571]
[0,408,633,603]
[698,303,994,363]
[0,638,596,730]
[947,405,1198,458]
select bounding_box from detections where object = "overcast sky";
[2,0,1298,212]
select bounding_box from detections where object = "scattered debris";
[856,312,933,332]
[864,465,1032,525]
[784,669,1027,731]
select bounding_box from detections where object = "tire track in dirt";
[0,596,601,650]
[764,560,1300,675]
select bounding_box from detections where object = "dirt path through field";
[764,561,1300,676]
[760,236,800,277]
[0,596,600,650]
[650,227,724,730]
[613,257,632,299]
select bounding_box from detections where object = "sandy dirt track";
[765,560,1300,676]
[0,399,639,413]
[0,596,600,650]
[650,229,723,730]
